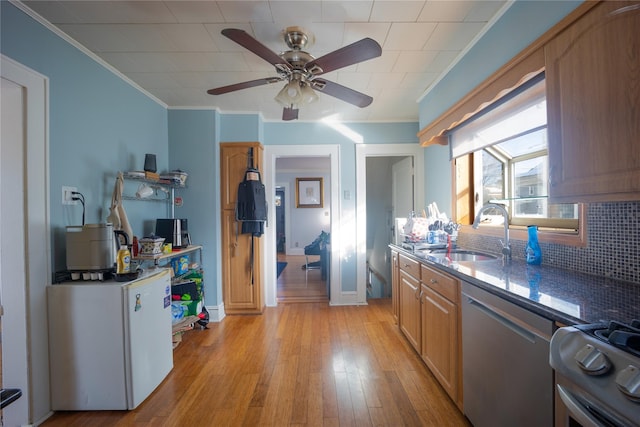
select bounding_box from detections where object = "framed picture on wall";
[296,177,323,208]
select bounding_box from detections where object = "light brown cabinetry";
[545,1,640,202]
[398,254,421,352]
[391,249,400,324]
[396,251,462,409]
[220,142,264,314]
[420,264,462,409]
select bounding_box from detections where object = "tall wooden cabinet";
[545,1,640,202]
[220,142,264,314]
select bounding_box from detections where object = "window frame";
[451,76,586,247]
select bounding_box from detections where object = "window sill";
[459,221,587,248]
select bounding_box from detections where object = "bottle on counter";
[525,225,542,265]
[116,245,131,274]
[132,236,139,257]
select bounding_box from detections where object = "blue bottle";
[525,225,542,265]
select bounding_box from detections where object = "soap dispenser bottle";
[116,245,131,274]
[525,225,542,265]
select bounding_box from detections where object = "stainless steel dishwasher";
[461,281,554,427]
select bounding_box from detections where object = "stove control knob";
[575,344,611,375]
[616,365,640,402]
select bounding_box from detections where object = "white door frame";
[355,144,424,303]
[1,54,51,425]
[263,145,341,306]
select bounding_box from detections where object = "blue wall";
[168,109,221,305]
[2,0,585,303]
[264,121,419,290]
[418,0,583,214]
[1,2,169,271]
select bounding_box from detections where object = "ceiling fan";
[207,27,382,121]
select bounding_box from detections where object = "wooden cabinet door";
[220,142,263,210]
[391,250,399,324]
[545,1,640,202]
[221,210,263,313]
[399,269,421,352]
[421,284,459,406]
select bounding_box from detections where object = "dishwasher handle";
[464,293,537,344]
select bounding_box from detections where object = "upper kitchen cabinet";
[545,1,640,203]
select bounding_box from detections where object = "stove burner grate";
[577,320,640,357]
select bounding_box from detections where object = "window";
[450,73,579,232]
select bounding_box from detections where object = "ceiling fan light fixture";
[275,80,303,107]
[300,84,318,104]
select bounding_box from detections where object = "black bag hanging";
[235,148,267,286]
[236,148,267,236]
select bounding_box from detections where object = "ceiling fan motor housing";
[283,26,314,50]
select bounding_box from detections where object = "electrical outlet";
[62,186,78,205]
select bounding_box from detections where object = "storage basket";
[139,237,165,255]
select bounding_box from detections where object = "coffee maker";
[155,219,191,249]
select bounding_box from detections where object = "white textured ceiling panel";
[20,0,509,122]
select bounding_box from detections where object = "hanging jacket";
[236,168,267,236]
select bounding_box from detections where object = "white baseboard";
[206,303,225,322]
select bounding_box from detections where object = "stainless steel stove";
[549,320,640,426]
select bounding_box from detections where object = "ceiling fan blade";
[283,107,299,121]
[222,28,291,69]
[305,38,382,75]
[207,77,281,95]
[312,79,373,108]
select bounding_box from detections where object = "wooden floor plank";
[42,299,471,427]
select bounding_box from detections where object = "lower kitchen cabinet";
[421,284,461,409]
[397,253,463,410]
[399,268,421,352]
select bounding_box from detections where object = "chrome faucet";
[472,203,511,263]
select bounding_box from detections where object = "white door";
[1,55,50,425]
[1,74,30,426]
[392,156,414,237]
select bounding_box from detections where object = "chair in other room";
[303,231,328,285]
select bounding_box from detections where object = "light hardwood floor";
[42,299,470,426]
[277,254,329,303]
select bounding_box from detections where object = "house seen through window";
[450,73,579,231]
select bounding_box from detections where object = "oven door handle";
[557,384,603,427]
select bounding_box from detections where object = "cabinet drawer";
[421,264,459,303]
[399,254,421,279]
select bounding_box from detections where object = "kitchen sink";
[426,249,497,262]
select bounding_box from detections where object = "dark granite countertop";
[391,244,640,326]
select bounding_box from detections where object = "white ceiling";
[21,0,509,122]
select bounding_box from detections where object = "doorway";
[356,144,425,304]
[365,156,413,300]
[264,145,340,307]
[273,157,330,303]
[1,54,50,426]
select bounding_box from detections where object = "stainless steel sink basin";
[427,249,497,262]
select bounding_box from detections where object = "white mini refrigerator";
[48,269,173,410]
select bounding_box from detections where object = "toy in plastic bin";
[171,302,186,321]
[171,256,189,276]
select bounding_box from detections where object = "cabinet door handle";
[414,287,421,300]
[430,278,438,284]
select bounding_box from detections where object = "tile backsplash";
[459,201,640,285]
